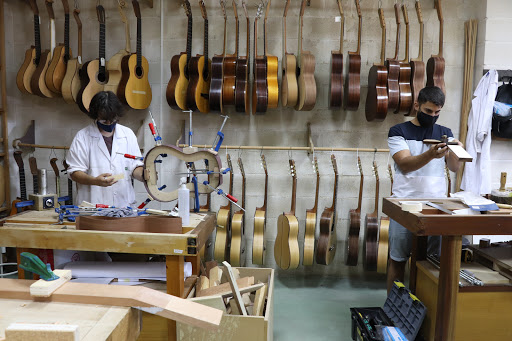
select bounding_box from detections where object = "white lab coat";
[461,70,498,195]
[66,122,143,207]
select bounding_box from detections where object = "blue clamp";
[191,176,200,213]
[213,131,224,152]
[154,135,162,143]
[58,196,70,203]
[15,200,35,209]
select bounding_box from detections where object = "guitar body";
[346,209,360,266]
[267,55,279,108]
[316,210,337,265]
[296,53,316,111]
[79,60,107,112]
[282,54,298,107]
[329,51,343,108]
[363,214,379,271]
[76,61,91,113]
[252,57,268,114]
[252,209,266,265]
[344,53,361,110]
[222,56,237,107]
[17,48,36,94]
[105,49,130,96]
[395,62,413,114]
[274,213,300,270]
[61,58,82,103]
[234,57,249,113]
[303,211,316,266]
[409,60,425,116]
[166,53,184,110]
[385,59,400,111]
[186,55,201,112]
[31,51,55,98]
[377,217,390,274]
[119,54,152,109]
[365,65,388,122]
[209,55,224,112]
[46,45,70,94]
[214,207,230,262]
[426,56,446,95]
[230,212,245,267]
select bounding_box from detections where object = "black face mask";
[417,111,439,128]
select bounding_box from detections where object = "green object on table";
[19,252,59,281]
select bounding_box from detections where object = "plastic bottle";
[178,177,190,226]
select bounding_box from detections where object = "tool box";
[350,281,427,341]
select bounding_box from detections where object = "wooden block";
[107,173,125,181]
[30,269,72,298]
[220,283,264,298]
[221,261,247,316]
[209,267,223,287]
[205,261,218,278]
[447,145,473,162]
[5,323,79,341]
[229,298,240,315]
[195,275,209,296]
[252,284,268,316]
[197,276,254,297]
[182,275,198,298]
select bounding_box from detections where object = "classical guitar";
[230,157,246,267]
[385,4,401,112]
[377,165,392,274]
[50,158,61,198]
[275,160,300,270]
[344,0,362,111]
[46,0,72,94]
[426,0,445,94]
[76,5,107,113]
[199,191,212,260]
[281,0,297,108]
[234,0,250,114]
[253,154,268,265]
[209,0,227,113]
[251,3,267,114]
[118,0,152,109]
[186,0,211,113]
[346,157,363,266]
[296,0,316,111]
[329,0,344,109]
[408,0,425,116]
[214,154,233,262]
[10,151,28,215]
[363,162,379,272]
[395,4,412,115]
[365,8,388,122]
[317,155,339,266]
[62,160,73,205]
[221,0,239,109]
[303,157,319,266]
[61,4,82,104]
[264,0,279,109]
[104,1,131,97]
[17,0,41,94]
[29,157,40,195]
[31,0,56,98]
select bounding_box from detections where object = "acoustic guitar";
[118,0,152,109]
[365,8,388,122]
[230,157,246,267]
[234,0,250,114]
[221,0,239,109]
[328,0,344,109]
[385,4,401,112]
[251,3,267,115]
[50,158,61,197]
[264,0,279,109]
[61,5,82,104]
[346,157,363,266]
[281,0,297,108]
[167,1,192,110]
[214,154,233,262]
[45,0,72,94]
[317,155,339,266]
[395,4,412,115]
[29,157,40,195]
[10,151,29,215]
[303,157,319,266]
[274,159,300,270]
[104,1,131,97]
[253,154,268,265]
[426,0,445,94]
[296,0,316,111]
[209,0,227,113]
[31,0,57,98]
[186,0,211,113]
[377,164,392,274]
[344,0,362,111]
[17,0,41,94]
[408,0,425,117]
[76,5,107,113]
[363,162,379,272]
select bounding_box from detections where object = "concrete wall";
[2,0,485,275]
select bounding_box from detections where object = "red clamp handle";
[149,123,157,135]
[124,154,137,159]
[96,204,110,208]
[226,194,238,203]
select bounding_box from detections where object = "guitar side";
[329,52,343,108]
[303,211,316,266]
[282,54,298,107]
[46,44,71,94]
[267,55,279,108]
[166,53,183,110]
[104,49,130,96]
[30,51,55,98]
[17,48,36,94]
[377,217,390,274]
[296,53,316,111]
[214,208,230,262]
[346,209,361,266]
[195,56,211,113]
[316,210,337,265]
[230,211,245,267]
[253,209,266,265]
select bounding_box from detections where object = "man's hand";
[95,173,118,187]
[451,138,464,148]
[429,143,448,159]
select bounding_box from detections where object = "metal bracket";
[13,120,35,152]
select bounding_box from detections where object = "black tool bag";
[492,79,512,139]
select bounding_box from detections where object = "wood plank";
[209,266,223,287]
[181,275,198,298]
[447,144,473,162]
[5,323,79,341]
[221,283,264,299]
[30,269,71,297]
[222,262,247,316]
[252,284,267,316]
[167,255,184,340]
[196,277,254,297]
[195,276,209,296]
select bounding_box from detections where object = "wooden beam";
[222,262,247,316]
[197,276,254,297]
[30,269,71,297]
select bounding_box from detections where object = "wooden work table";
[382,198,512,341]
[0,210,216,341]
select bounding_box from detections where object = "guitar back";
[395,61,413,114]
[221,56,237,107]
[267,56,279,108]
[234,56,249,113]
[195,56,211,113]
[296,53,316,111]
[282,54,298,107]
[214,208,230,262]
[17,48,37,94]
[209,55,224,112]
[303,211,316,266]
[62,58,81,103]
[105,49,130,95]
[274,214,300,270]
[426,57,445,94]
[329,51,343,108]
[230,211,245,266]
[253,209,266,265]
[365,65,388,121]
[344,53,361,110]
[386,59,400,111]
[166,53,184,110]
[316,210,336,265]
[31,50,55,98]
[186,55,201,111]
[363,214,379,271]
[252,57,268,114]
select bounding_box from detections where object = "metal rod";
[179,144,390,153]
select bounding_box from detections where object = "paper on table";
[71,277,114,284]
[63,261,192,279]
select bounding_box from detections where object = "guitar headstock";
[331,155,338,176]
[415,0,423,24]
[28,0,39,16]
[118,0,128,23]
[336,0,343,17]
[373,161,379,182]
[283,0,290,18]
[132,0,142,19]
[220,0,226,20]
[29,157,38,176]
[199,0,207,20]
[46,0,55,20]
[255,2,264,21]
[50,158,60,177]
[238,157,245,180]
[13,151,24,169]
[313,157,319,177]
[242,0,248,19]
[182,0,192,18]
[62,0,70,14]
[264,0,271,21]
[402,3,409,25]
[232,0,238,20]
[300,0,306,18]
[96,4,105,24]
[357,156,363,176]
[289,159,296,179]
[378,8,385,30]
[261,154,268,176]
[226,153,233,170]
[435,0,443,21]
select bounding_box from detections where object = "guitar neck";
[203,19,209,77]
[186,15,192,65]
[436,0,444,56]
[330,173,338,210]
[282,3,287,58]
[99,21,106,75]
[67,178,73,205]
[50,19,56,58]
[402,5,409,62]
[378,8,386,65]
[262,172,268,211]
[241,174,246,210]
[337,0,344,53]
[73,10,82,60]
[235,17,239,58]
[64,13,70,59]
[33,15,41,64]
[137,17,142,70]
[312,172,320,212]
[254,19,258,58]
[355,0,361,54]
[19,169,27,201]
[414,1,423,61]
[357,173,364,212]
[290,175,297,215]
[222,18,227,56]
[373,175,380,216]
[392,4,401,60]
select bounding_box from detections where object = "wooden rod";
[179,144,390,153]
[16,142,69,150]
[0,0,11,206]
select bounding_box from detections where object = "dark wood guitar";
[281,0,297,108]
[253,154,268,265]
[329,0,344,109]
[186,0,211,113]
[303,157,319,266]
[234,0,250,114]
[17,0,41,94]
[395,4,412,115]
[408,0,425,117]
[214,154,233,262]
[377,165,392,274]
[317,155,339,266]
[10,152,28,215]
[363,162,379,272]
[209,0,227,113]
[221,0,239,109]
[29,157,39,195]
[251,3,267,115]
[50,158,61,197]
[230,157,246,267]
[264,0,279,109]
[344,0,362,111]
[62,4,83,104]
[346,157,363,266]
[365,8,388,122]
[426,0,445,94]
[385,4,401,112]
[296,0,316,111]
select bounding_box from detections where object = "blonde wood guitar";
[230,157,246,267]
[264,0,279,108]
[303,157,319,266]
[296,0,316,111]
[253,154,268,265]
[17,0,41,94]
[274,160,300,270]
[61,7,82,103]
[377,165,393,274]
[214,154,233,262]
[281,0,298,108]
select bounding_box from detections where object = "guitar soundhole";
[97,72,108,84]
[135,66,144,79]
[329,246,335,251]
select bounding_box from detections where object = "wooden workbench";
[0,210,216,341]
[382,198,512,341]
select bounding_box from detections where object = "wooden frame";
[0,0,11,211]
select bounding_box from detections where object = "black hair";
[87,91,124,121]
[417,86,445,107]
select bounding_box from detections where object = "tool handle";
[500,172,507,191]
[149,123,157,135]
[96,204,111,208]
[226,194,238,203]
[138,199,150,209]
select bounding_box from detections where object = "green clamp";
[19,252,59,281]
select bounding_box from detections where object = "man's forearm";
[132,166,144,182]
[397,151,434,174]
[447,151,461,172]
[71,171,98,186]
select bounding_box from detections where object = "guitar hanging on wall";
[344,0,362,111]
[409,0,425,116]
[329,0,344,109]
[214,154,233,262]
[11,151,29,215]
[346,157,363,266]
[281,0,297,108]
[377,164,393,274]
[386,4,401,113]
[230,157,246,267]
[61,2,83,104]
[17,0,42,94]
[221,0,239,110]
[264,0,279,109]
[296,0,316,111]
[426,0,445,94]
[209,0,227,113]
[251,3,267,114]
[253,154,268,266]
[234,0,250,114]
[363,162,379,272]
[395,4,412,115]
[303,157,319,266]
